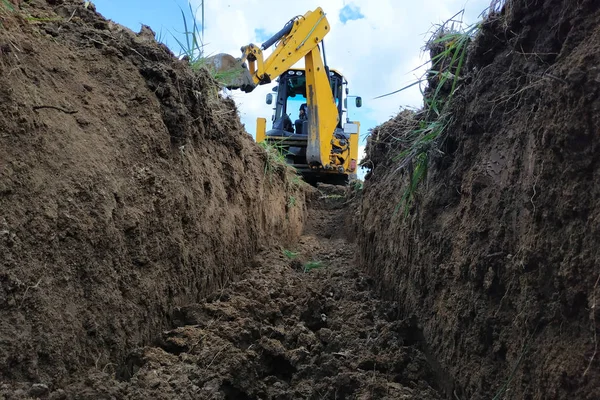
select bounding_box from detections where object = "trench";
[44,185,446,399]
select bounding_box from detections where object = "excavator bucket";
[203,53,256,93]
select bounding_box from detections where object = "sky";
[92,0,491,177]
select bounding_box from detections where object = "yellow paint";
[256,118,266,143]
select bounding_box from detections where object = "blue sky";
[92,0,491,178]
[339,4,365,23]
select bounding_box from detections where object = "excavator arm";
[239,8,340,168]
[241,8,328,86]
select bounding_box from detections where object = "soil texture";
[0,0,305,389]
[3,186,442,399]
[359,1,600,399]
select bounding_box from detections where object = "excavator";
[208,7,362,185]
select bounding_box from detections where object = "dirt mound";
[0,0,306,389]
[0,187,443,399]
[359,0,600,399]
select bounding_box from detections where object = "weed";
[283,249,298,259]
[374,10,480,216]
[304,261,324,273]
[319,194,344,200]
[258,140,292,178]
[171,1,205,69]
[1,0,13,12]
[155,27,166,44]
[351,180,364,191]
[0,0,14,28]
[288,195,296,207]
[213,66,245,87]
[290,174,304,187]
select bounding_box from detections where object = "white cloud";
[193,0,490,137]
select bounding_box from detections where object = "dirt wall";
[358,0,600,399]
[0,0,307,387]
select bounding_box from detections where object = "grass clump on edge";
[374,9,485,217]
[170,1,245,88]
[171,1,205,69]
[258,140,295,180]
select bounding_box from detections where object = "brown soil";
[359,0,600,399]
[0,0,305,390]
[1,186,443,399]
[2,0,598,399]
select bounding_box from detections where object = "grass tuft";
[304,261,324,273]
[283,249,298,259]
[288,195,297,207]
[374,10,481,216]
[258,140,293,178]
[1,0,13,11]
[171,1,205,69]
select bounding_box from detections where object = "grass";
[283,249,298,259]
[304,261,324,273]
[171,1,206,70]
[258,140,292,178]
[375,10,481,216]
[1,0,13,12]
[170,1,244,88]
[0,0,14,27]
[290,174,304,188]
[288,195,297,207]
[351,180,364,191]
[321,194,344,200]
[491,333,533,400]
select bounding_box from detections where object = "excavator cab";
[259,68,360,185]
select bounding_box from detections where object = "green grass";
[374,10,481,216]
[1,0,14,11]
[288,195,297,207]
[320,194,344,200]
[290,174,304,188]
[0,0,14,29]
[171,1,205,69]
[304,261,324,273]
[258,140,292,178]
[283,249,298,259]
[24,16,61,23]
[351,180,364,191]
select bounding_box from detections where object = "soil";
[1,0,598,399]
[1,186,442,399]
[0,0,305,390]
[359,0,600,399]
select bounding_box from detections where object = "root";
[20,278,41,307]
[583,274,600,377]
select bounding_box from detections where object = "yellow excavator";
[210,7,362,185]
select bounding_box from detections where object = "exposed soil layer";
[2,186,442,399]
[0,0,306,389]
[359,0,600,399]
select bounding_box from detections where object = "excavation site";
[0,0,598,399]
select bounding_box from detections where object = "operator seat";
[294,103,308,135]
